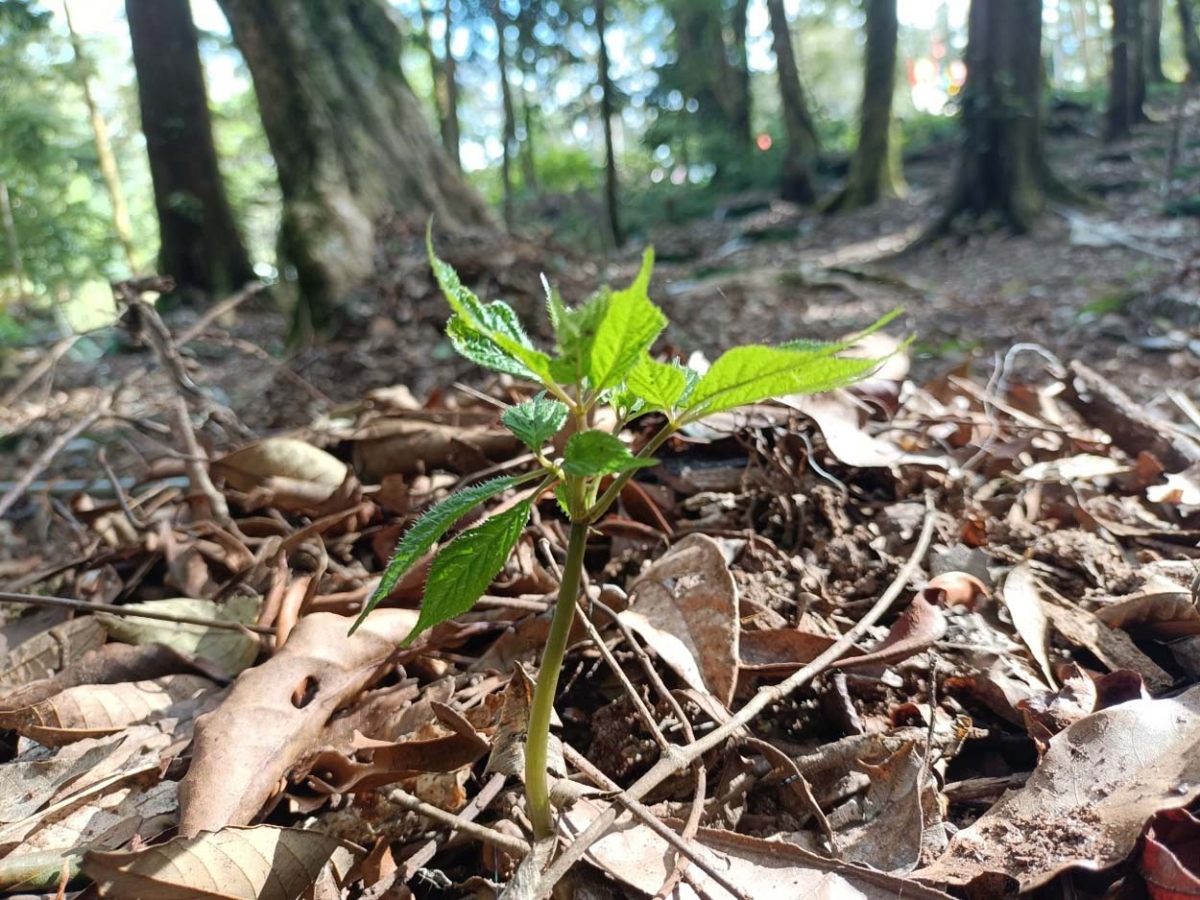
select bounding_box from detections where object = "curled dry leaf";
[1044,598,1174,693]
[82,824,358,900]
[1017,662,1097,752]
[832,593,947,672]
[95,595,262,675]
[916,684,1200,891]
[782,392,952,470]
[213,438,348,494]
[738,628,839,676]
[999,563,1057,687]
[1094,576,1200,639]
[620,533,739,706]
[0,617,106,692]
[560,798,955,900]
[1139,809,1200,900]
[350,417,523,479]
[1,674,216,746]
[925,571,989,610]
[178,609,417,836]
[0,740,115,824]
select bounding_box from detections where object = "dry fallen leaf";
[1139,809,1200,900]
[832,593,947,672]
[213,438,348,493]
[82,824,358,900]
[0,617,106,692]
[0,740,116,824]
[620,533,739,706]
[95,596,262,674]
[999,562,1058,687]
[916,684,1200,891]
[178,609,417,835]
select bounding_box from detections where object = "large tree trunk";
[66,1,137,272]
[766,0,819,204]
[1180,0,1200,84]
[667,0,752,153]
[596,0,621,247]
[417,0,460,171]
[216,0,491,329]
[126,0,254,300]
[1144,0,1165,82]
[830,0,906,211]
[1130,0,1149,119]
[731,0,753,140]
[932,0,1056,234]
[1107,0,1138,139]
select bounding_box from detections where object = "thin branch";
[387,785,529,857]
[0,591,275,635]
[535,493,938,895]
[0,401,111,519]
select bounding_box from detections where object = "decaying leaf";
[0,617,106,692]
[0,740,116,824]
[1044,597,1174,693]
[82,824,358,900]
[620,533,739,706]
[998,563,1057,687]
[1094,575,1200,639]
[832,593,947,672]
[1139,809,1200,900]
[213,438,348,493]
[916,684,1200,891]
[178,609,417,835]
[95,596,262,674]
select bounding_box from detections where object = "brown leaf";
[1044,597,1175,693]
[925,571,989,610]
[213,438,348,494]
[82,824,358,900]
[0,617,106,692]
[832,594,947,671]
[916,684,1200,891]
[620,533,740,706]
[1095,577,1200,640]
[350,417,522,479]
[1139,809,1200,900]
[178,609,417,836]
[782,392,952,470]
[739,629,839,675]
[2,674,216,746]
[999,562,1057,687]
[561,798,955,900]
[0,740,117,824]
[1017,662,1097,751]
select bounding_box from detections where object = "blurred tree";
[492,0,518,228]
[126,0,255,301]
[596,0,621,246]
[766,0,818,203]
[1107,0,1145,139]
[417,0,461,170]
[1179,0,1200,82]
[827,0,906,211]
[1145,0,1165,82]
[64,0,136,271]
[215,0,491,331]
[929,0,1060,234]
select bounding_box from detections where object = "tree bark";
[1144,0,1165,82]
[0,181,28,301]
[216,0,491,329]
[596,0,621,247]
[666,0,752,153]
[766,0,819,204]
[65,0,137,272]
[1130,0,1149,119]
[1107,0,1138,139]
[417,0,459,170]
[493,2,517,230]
[1179,0,1200,84]
[731,0,753,141]
[931,0,1057,234]
[830,0,906,211]
[126,0,255,300]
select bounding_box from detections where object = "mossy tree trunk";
[829,0,906,211]
[216,0,491,330]
[1179,0,1200,83]
[929,0,1058,235]
[766,0,819,204]
[596,0,622,247]
[127,0,254,299]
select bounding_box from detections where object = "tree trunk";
[1107,0,1137,139]
[493,2,517,230]
[666,0,752,152]
[766,0,818,204]
[1179,0,1200,84]
[731,0,753,141]
[831,0,906,211]
[126,0,255,300]
[442,0,461,171]
[216,0,490,329]
[1130,0,1149,119]
[596,0,621,247]
[932,0,1056,234]
[65,0,137,272]
[1144,0,1165,82]
[0,181,29,301]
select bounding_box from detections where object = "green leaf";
[428,234,553,382]
[502,393,569,449]
[350,476,520,634]
[547,291,611,386]
[584,248,666,391]
[563,430,657,477]
[625,356,687,412]
[95,596,261,675]
[401,497,535,646]
[684,346,886,416]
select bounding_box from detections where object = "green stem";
[588,422,677,520]
[526,518,590,840]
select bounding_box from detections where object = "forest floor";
[1,97,1199,899]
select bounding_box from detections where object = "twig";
[0,401,110,519]
[534,494,938,896]
[175,280,267,346]
[0,334,80,409]
[0,590,275,634]
[96,447,147,530]
[387,786,530,857]
[171,396,232,528]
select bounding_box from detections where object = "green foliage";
[356,242,898,644]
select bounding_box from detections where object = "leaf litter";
[2,280,1200,899]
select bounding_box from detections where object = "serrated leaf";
[447,315,538,380]
[585,248,666,391]
[350,476,520,633]
[502,393,569,449]
[625,356,688,412]
[563,431,658,477]
[401,498,535,647]
[684,346,885,416]
[429,235,553,382]
[547,290,611,386]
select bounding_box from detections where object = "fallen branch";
[533,493,938,896]
[0,591,276,635]
[0,400,111,519]
[388,783,529,857]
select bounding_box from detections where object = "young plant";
[352,236,900,841]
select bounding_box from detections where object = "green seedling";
[352,234,901,842]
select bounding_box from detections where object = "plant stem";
[526,518,590,840]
